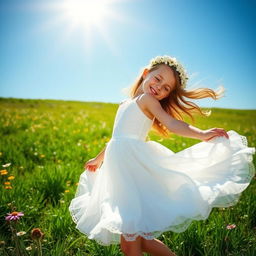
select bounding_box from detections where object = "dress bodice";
[111,95,154,141]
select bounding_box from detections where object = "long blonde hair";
[127,63,224,138]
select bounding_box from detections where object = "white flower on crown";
[149,55,189,88]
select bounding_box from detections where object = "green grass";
[0,97,255,256]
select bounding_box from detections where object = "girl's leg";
[141,237,177,256]
[120,234,143,256]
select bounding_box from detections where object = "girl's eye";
[165,87,169,91]
[155,76,160,81]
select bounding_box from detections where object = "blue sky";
[0,0,255,109]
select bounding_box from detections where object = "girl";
[69,55,255,256]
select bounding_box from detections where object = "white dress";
[69,94,255,246]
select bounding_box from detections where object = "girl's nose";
[157,84,164,93]
[156,84,161,91]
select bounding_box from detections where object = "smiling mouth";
[150,87,158,95]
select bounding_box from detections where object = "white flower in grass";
[16,231,26,236]
[2,163,11,167]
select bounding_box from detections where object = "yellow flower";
[0,170,8,175]
[8,176,15,180]
[4,182,11,185]
[0,152,2,156]
[5,186,12,189]
[40,154,45,158]
[64,190,70,193]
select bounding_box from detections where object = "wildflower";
[240,214,248,219]
[0,240,6,246]
[64,190,70,193]
[76,182,79,186]
[26,246,32,251]
[5,186,12,189]
[0,152,2,156]
[5,211,24,221]
[0,169,8,175]
[4,181,11,185]
[2,163,11,167]
[16,231,26,236]
[31,228,44,240]
[40,154,45,158]
[226,224,236,230]
[8,176,15,180]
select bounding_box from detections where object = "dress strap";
[119,99,127,105]
[132,94,143,102]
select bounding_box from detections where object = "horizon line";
[0,96,255,111]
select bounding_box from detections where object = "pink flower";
[226,224,236,230]
[5,211,24,221]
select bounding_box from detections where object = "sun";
[34,0,128,54]
[62,0,110,28]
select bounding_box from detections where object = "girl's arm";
[142,93,229,141]
[95,145,106,163]
[84,145,106,171]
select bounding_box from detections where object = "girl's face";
[141,64,176,100]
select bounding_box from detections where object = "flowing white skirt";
[69,130,255,245]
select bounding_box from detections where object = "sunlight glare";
[31,0,133,55]
[63,0,109,27]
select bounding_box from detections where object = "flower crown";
[149,55,189,88]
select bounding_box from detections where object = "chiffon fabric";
[69,94,255,245]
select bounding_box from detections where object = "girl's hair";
[128,63,224,138]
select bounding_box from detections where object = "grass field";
[0,97,255,256]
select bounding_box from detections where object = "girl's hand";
[84,157,103,172]
[200,128,229,142]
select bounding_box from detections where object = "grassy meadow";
[0,97,255,256]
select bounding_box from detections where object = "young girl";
[69,55,255,256]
